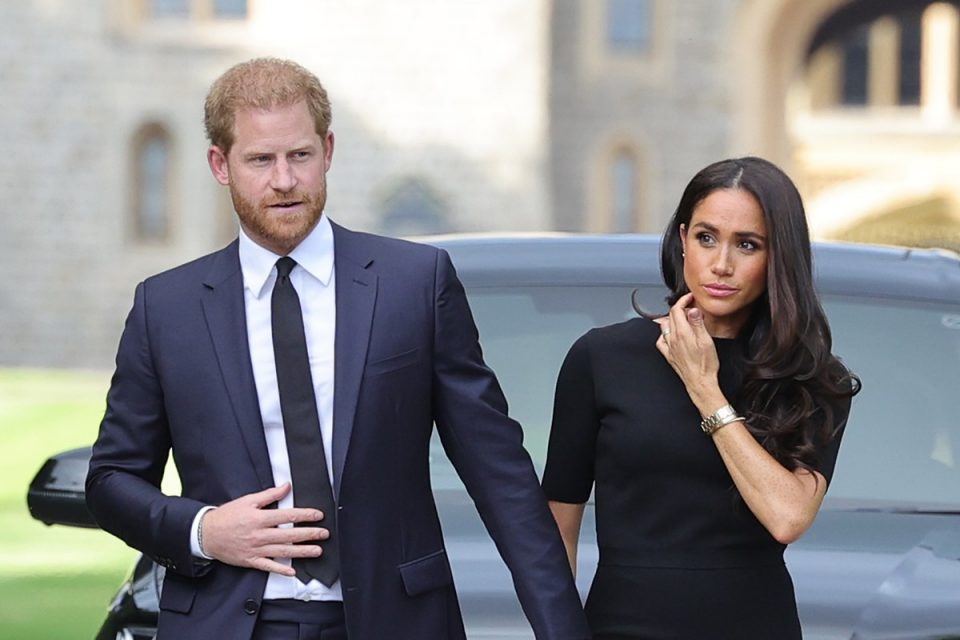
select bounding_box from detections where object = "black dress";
[542,318,849,640]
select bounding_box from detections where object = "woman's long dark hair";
[654,157,860,473]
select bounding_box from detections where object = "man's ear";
[207,146,230,186]
[322,130,335,172]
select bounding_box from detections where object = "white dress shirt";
[191,215,341,601]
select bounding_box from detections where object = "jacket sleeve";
[429,249,590,639]
[85,281,210,578]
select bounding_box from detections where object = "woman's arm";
[549,500,586,576]
[707,421,827,543]
[656,294,827,544]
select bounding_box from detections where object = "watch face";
[701,418,718,435]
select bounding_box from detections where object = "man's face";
[207,100,334,255]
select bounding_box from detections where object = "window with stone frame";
[144,0,247,20]
[611,148,640,233]
[131,123,173,243]
[806,0,955,109]
[586,140,648,233]
[379,178,451,237]
[605,0,652,53]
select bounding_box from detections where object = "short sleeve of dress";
[816,391,853,485]
[541,332,600,504]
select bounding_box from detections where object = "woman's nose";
[711,248,734,276]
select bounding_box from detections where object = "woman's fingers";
[658,319,672,339]
[668,293,696,333]
[655,333,670,359]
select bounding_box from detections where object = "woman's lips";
[703,284,738,297]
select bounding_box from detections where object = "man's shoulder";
[141,241,238,289]
[332,222,443,263]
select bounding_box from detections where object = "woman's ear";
[680,223,688,258]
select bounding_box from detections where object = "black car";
[29,235,960,639]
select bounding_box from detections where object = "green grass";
[0,368,135,639]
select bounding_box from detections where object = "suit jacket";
[86,222,589,639]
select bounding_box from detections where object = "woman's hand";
[655,293,721,405]
[657,295,828,543]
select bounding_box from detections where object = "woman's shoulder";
[577,315,661,351]
[559,317,664,384]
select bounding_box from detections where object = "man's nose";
[270,159,297,192]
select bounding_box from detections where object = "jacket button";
[243,599,259,615]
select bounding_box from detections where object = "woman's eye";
[696,233,716,246]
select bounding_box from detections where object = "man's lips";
[267,200,303,209]
[703,283,738,297]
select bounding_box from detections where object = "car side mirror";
[27,446,99,528]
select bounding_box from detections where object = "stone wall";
[0,0,550,367]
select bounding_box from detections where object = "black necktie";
[271,256,339,586]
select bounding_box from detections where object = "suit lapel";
[200,241,275,490]
[331,223,378,496]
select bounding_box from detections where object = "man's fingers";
[250,557,298,577]
[261,542,325,559]
[260,507,325,528]
[247,483,293,508]
[262,524,330,544]
[248,540,328,574]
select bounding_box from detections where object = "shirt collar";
[238,215,335,299]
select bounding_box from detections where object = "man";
[86,58,589,640]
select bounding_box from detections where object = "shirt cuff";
[190,506,217,559]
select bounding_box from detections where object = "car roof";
[422,233,960,304]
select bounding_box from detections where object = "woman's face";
[680,188,769,338]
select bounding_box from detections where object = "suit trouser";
[251,599,347,640]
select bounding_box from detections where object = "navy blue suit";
[86,222,589,639]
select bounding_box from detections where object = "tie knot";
[276,256,297,279]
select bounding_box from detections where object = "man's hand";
[201,483,329,576]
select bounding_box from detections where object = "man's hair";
[204,58,332,153]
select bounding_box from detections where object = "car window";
[430,284,960,511]
[823,295,960,507]
[430,285,661,489]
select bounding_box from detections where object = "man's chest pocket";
[364,347,422,377]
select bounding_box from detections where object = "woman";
[543,157,860,639]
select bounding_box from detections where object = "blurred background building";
[1,0,958,367]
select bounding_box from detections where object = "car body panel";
[27,235,960,639]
